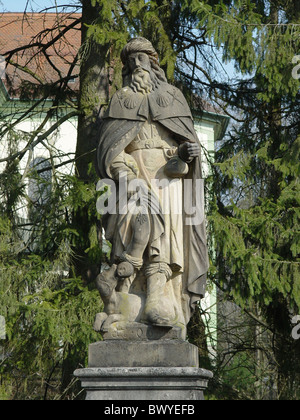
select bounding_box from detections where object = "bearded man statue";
[95,37,209,339]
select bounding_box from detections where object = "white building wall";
[0,113,78,220]
[195,117,218,361]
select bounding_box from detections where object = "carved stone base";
[74,367,213,401]
[75,321,213,400]
[88,339,199,368]
[102,322,186,341]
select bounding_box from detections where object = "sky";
[0,0,78,13]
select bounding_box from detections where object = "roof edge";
[192,108,230,141]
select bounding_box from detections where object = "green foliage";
[200,0,300,400]
[84,0,180,82]
[182,0,300,99]
[0,152,103,399]
[85,0,128,54]
[187,0,300,313]
[210,132,300,309]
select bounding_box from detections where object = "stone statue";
[94,37,209,339]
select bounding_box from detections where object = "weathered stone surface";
[102,322,185,341]
[94,37,209,333]
[73,367,213,400]
[88,339,199,368]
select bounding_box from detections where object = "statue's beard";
[130,68,154,95]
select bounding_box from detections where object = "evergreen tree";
[183,0,300,399]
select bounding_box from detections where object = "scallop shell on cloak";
[123,95,139,109]
[156,93,171,107]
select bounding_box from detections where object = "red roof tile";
[0,12,81,98]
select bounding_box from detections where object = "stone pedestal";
[74,324,213,401]
[88,339,199,368]
[74,366,213,401]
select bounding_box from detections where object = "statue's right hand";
[178,142,201,163]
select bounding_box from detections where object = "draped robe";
[97,82,209,324]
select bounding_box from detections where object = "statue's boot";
[143,264,176,327]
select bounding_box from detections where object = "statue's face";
[128,52,151,74]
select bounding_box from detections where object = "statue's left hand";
[178,142,201,163]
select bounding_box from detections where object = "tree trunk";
[61,2,110,396]
[75,0,109,181]
[74,0,110,283]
